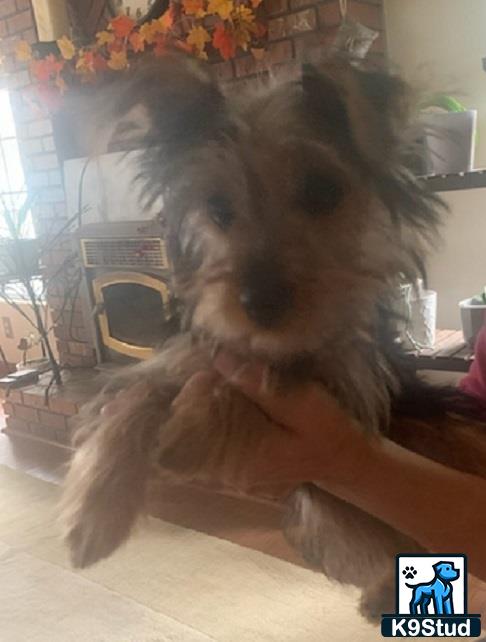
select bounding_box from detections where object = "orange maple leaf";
[31,55,64,82]
[212,22,236,60]
[158,8,175,30]
[129,31,145,53]
[109,15,136,39]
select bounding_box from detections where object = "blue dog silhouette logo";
[405,561,459,615]
[381,554,482,637]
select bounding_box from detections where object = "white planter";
[421,110,477,175]
[459,298,486,347]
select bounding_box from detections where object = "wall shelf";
[420,170,486,192]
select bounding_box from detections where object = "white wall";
[384,0,486,329]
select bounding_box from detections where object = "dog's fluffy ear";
[302,60,443,277]
[86,52,228,156]
[301,61,411,170]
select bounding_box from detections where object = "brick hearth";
[0,369,95,447]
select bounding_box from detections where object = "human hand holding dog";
[170,350,372,496]
[209,350,486,598]
[101,352,486,593]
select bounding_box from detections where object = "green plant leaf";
[420,93,468,112]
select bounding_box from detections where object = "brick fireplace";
[0,0,385,448]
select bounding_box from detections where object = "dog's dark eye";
[298,173,344,217]
[207,194,234,230]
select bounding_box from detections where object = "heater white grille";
[81,237,168,269]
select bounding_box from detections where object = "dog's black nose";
[240,260,292,328]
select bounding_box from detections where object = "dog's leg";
[359,568,395,623]
[60,383,178,568]
[284,483,418,587]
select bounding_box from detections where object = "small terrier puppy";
[61,53,486,621]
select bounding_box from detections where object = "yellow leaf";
[182,0,206,17]
[55,75,67,94]
[96,30,115,46]
[139,20,161,44]
[233,4,255,23]
[129,31,145,53]
[186,25,211,52]
[207,0,234,20]
[57,35,76,60]
[76,51,94,74]
[107,49,128,71]
[15,40,32,62]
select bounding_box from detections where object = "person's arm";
[212,351,486,585]
[317,433,486,579]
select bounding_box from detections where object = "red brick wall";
[0,0,97,370]
[213,0,385,84]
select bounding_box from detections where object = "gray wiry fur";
[61,53,486,622]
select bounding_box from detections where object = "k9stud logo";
[381,554,482,637]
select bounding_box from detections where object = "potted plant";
[460,288,486,348]
[0,194,40,279]
[420,94,477,175]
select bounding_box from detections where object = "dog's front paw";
[63,492,135,569]
[60,434,149,568]
[61,473,139,568]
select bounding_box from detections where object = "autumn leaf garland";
[14,1,266,100]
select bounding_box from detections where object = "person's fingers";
[213,350,343,432]
[171,370,220,410]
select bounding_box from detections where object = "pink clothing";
[460,325,486,402]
